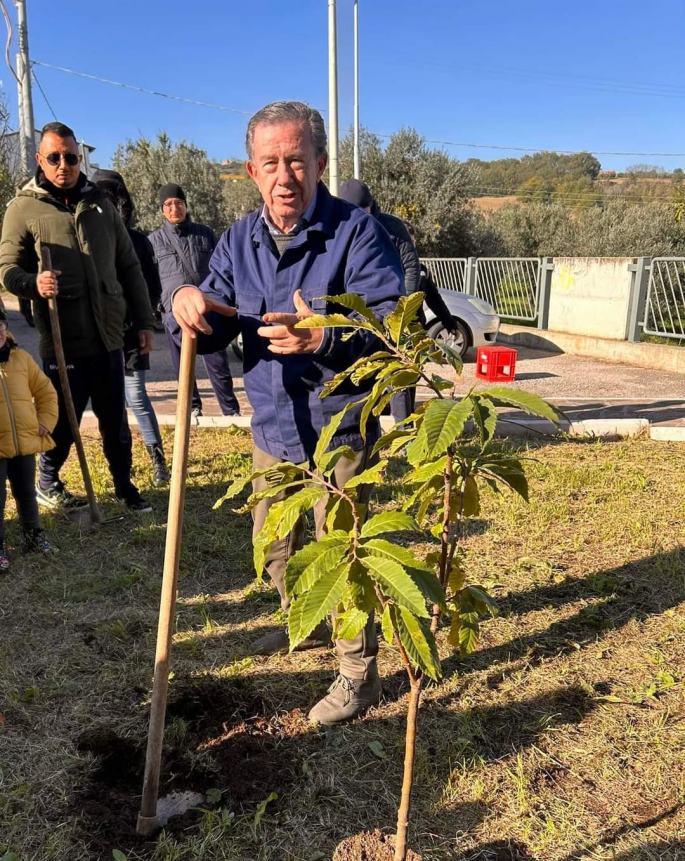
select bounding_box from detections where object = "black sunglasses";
[44,152,79,167]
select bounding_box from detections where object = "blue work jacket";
[192,183,403,462]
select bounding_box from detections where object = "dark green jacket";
[0,176,154,358]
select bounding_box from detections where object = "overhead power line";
[0,0,20,84]
[31,60,253,116]
[377,134,685,159]
[31,66,57,119]
[31,59,685,160]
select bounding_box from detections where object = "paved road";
[3,295,684,427]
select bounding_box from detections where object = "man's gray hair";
[246,101,327,159]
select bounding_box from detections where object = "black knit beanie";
[158,183,186,208]
[338,178,373,208]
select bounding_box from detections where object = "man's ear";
[246,160,258,184]
[317,154,328,180]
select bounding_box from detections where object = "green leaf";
[471,395,497,444]
[371,426,415,457]
[325,496,356,532]
[448,610,480,655]
[350,358,391,386]
[253,487,327,576]
[334,606,369,640]
[395,606,442,680]
[322,292,384,330]
[368,740,386,759]
[205,788,223,804]
[343,459,387,490]
[463,585,498,616]
[317,444,357,475]
[286,539,349,599]
[288,562,350,648]
[112,852,128,861]
[405,422,428,466]
[424,398,473,457]
[314,402,357,464]
[478,386,560,423]
[462,476,480,516]
[431,337,464,373]
[212,472,252,509]
[361,538,431,572]
[360,511,419,538]
[296,313,380,335]
[385,292,425,343]
[253,791,278,828]
[409,567,446,609]
[401,456,447,486]
[381,606,395,645]
[360,551,430,617]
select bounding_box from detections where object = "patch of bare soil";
[69,674,322,859]
[333,829,422,861]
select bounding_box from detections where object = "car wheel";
[428,318,470,358]
[231,332,243,361]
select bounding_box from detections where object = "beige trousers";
[252,445,378,679]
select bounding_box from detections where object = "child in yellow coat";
[0,310,59,570]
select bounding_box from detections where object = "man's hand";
[259,289,323,355]
[36,269,61,298]
[37,424,50,437]
[172,285,237,338]
[138,329,154,355]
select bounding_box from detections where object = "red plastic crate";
[475,346,518,382]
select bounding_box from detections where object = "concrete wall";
[548,257,634,340]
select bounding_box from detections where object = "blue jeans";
[125,370,162,447]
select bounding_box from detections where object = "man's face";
[246,120,327,232]
[36,132,81,189]
[162,197,187,224]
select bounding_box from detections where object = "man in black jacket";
[92,169,170,486]
[149,184,240,418]
[0,122,154,512]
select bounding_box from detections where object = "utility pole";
[353,0,360,179]
[15,0,36,179]
[327,0,339,195]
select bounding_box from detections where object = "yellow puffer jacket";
[0,344,58,458]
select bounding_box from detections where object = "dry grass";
[0,430,684,861]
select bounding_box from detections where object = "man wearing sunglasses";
[0,122,156,512]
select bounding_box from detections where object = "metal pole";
[15,0,36,176]
[327,0,339,195]
[353,0,360,179]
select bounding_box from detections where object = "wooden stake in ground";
[39,247,101,525]
[137,332,197,835]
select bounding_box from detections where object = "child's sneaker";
[22,528,57,555]
[0,542,9,571]
[36,482,87,510]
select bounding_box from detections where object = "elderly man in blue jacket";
[172,100,403,725]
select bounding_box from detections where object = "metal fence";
[475,258,540,322]
[643,258,685,340]
[421,257,467,292]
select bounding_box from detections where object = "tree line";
[2,117,684,259]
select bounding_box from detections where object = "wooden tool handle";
[137,332,197,834]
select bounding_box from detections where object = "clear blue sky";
[2,0,684,173]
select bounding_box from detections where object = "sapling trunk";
[394,666,423,860]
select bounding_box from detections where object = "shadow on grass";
[441,546,685,682]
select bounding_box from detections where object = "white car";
[423,290,500,358]
[230,291,500,361]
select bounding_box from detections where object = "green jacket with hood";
[0,174,154,359]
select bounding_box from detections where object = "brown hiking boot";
[250,622,332,656]
[308,670,382,726]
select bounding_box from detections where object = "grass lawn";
[0,428,683,861]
